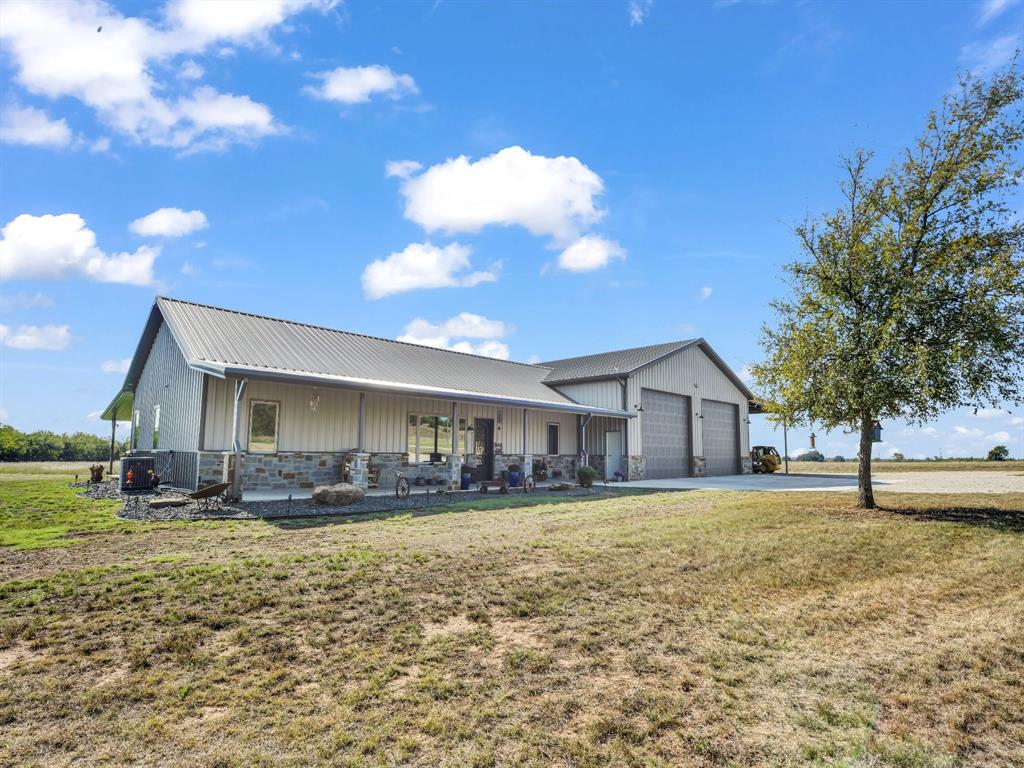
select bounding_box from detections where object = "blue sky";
[1,0,1022,460]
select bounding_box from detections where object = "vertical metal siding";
[627,345,749,458]
[553,380,623,411]
[134,322,203,452]
[202,380,581,455]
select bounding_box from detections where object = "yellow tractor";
[751,445,782,474]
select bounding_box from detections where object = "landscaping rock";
[312,483,366,506]
[149,495,189,509]
[548,482,575,491]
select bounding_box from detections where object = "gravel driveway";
[620,470,1023,494]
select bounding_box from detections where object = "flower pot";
[507,471,520,487]
[461,472,472,491]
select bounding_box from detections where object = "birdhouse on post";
[871,420,883,443]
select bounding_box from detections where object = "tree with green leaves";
[753,65,1024,508]
[987,445,1010,461]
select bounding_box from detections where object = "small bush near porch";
[1,473,1021,766]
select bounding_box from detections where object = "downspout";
[109,418,117,476]
[580,412,593,467]
[229,378,248,500]
[618,376,629,462]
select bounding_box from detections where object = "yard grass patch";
[1,475,1022,766]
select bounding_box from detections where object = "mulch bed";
[77,480,626,523]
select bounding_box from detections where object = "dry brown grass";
[786,459,1024,474]
[1,478,1022,767]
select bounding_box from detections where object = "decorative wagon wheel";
[395,471,410,500]
[523,475,536,493]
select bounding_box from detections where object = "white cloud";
[0,105,72,147]
[0,213,158,286]
[921,426,939,436]
[385,159,423,179]
[959,35,1020,74]
[526,354,541,365]
[179,59,204,79]
[130,207,208,237]
[970,407,1008,419]
[101,358,131,373]
[629,0,653,26]
[977,0,1019,26]
[1010,416,1023,426]
[304,64,418,104]
[986,431,1011,442]
[398,313,512,359]
[90,137,111,153]
[0,291,53,312]
[954,425,984,438]
[361,242,498,299]
[0,406,8,421]
[181,260,198,275]
[739,363,754,384]
[0,0,330,152]
[700,286,713,300]
[397,146,606,243]
[0,323,72,350]
[557,235,626,272]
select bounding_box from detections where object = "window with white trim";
[248,401,279,453]
[547,422,559,455]
[407,414,453,462]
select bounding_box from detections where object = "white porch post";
[357,392,366,452]
[229,378,248,500]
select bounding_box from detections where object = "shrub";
[796,449,825,462]
[831,455,846,462]
[507,463,521,473]
[577,465,598,487]
[890,452,905,462]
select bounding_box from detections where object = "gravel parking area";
[621,470,1023,494]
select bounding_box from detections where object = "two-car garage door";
[641,389,740,478]
[641,389,691,478]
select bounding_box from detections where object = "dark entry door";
[473,418,494,481]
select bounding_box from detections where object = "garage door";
[641,389,691,478]
[702,399,739,476]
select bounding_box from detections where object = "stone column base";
[741,456,753,475]
[692,456,707,477]
[627,455,646,481]
[349,452,371,489]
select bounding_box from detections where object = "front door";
[473,418,494,481]
[605,431,622,480]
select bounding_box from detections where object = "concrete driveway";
[618,470,1023,494]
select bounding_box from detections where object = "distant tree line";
[0,424,128,462]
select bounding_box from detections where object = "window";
[249,401,279,453]
[547,423,559,455]
[131,409,140,450]
[407,413,453,462]
[152,405,160,449]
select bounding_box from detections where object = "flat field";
[785,459,1024,474]
[1,471,1022,767]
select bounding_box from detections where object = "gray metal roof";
[539,340,695,383]
[103,297,630,419]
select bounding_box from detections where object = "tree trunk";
[857,412,875,509]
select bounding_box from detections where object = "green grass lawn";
[1,475,1022,767]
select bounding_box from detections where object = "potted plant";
[507,463,521,487]
[614,469,625,482]
[577,465,597,488]
[461,469,472,490]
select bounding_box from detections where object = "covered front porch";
[200,374,633,500]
